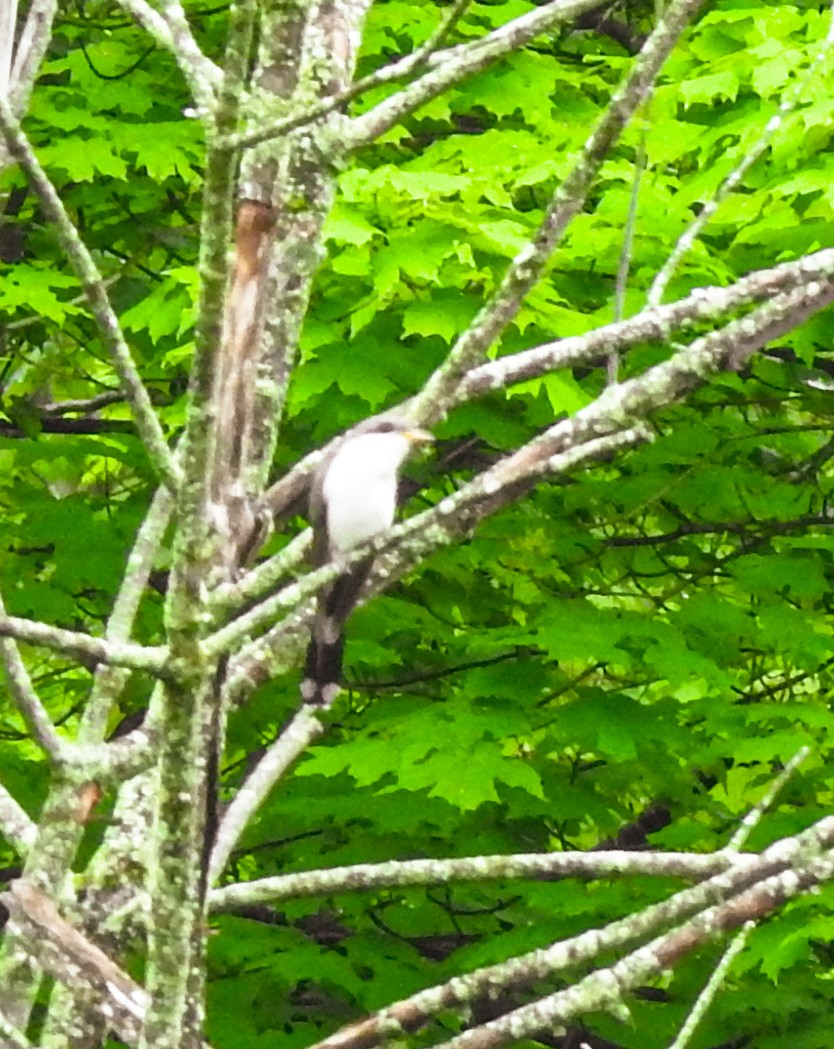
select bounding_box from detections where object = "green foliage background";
[3,1,834,1046]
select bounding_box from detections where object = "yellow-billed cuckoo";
[301,417,433,705]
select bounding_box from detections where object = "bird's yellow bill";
[403,429,434,444]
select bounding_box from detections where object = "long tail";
[301,558,374,705]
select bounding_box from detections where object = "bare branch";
[5,0,57,120]
[667,923,754,1049]
[434,851,834,1049]
[456,248,834,403]
[208,706,327,882]
[648,5,834,306]
[0,613,168,674]
[0,781,36,854]
[409,0,706,418]
[0,97,179,489]
[305,817,834,1049]
[345,0,613,149]
[210,849,757,910]
[0,591,66,762]
[1,880,149,1046]
[258,247,834,531]
[114,0,221,116]
[0,0,17,95]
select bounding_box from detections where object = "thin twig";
[648,4,834,306]
[667,923,754,1049]
[727,746,810,852]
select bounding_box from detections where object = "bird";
[301,416,434,706]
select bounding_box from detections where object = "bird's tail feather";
[301,558,374,705]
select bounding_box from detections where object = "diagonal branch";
[0,591,66,762]
[346,0,615,150]
[0,781,36,854]
[456,247,834,404]
[258,247,834,532]
[208,705,329,882]
[434,850,834,1049]
[0,98,179,489]
[303,816,834,1049]
[3,0,57,129]
[1,880,149,1046]
[409,0,706,417]
[232,275,834,697]
[114,0,221,116]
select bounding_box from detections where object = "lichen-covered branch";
[0,613,168,674]
[0,592,66,762]
[456,248,834,404]
[0,782,36,855]
[304,816,834,1049]
[1,0,57,160]
[234,0,598,152]
[208,706,328,881]
[210,849,756,909]
[114,0,220,115]
[409,0,705,417]
[142,4,260,1044]
[0,97,178,489]
[230,275,834,704]
[345,0,612,149]
[433,850,834,1049]
[1,880,149,1046]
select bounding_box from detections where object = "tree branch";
[1,880,149,1046]
[434,850,834,1049]
[304,816,834,1049]
[0,781,36,854]
[0,97,179,489]
[208,705,328,882]
[0,614,168,674]
[210,849,756,910]
[457,248,834,404]
[407,0,705,417]
[115,0,221,116]
[0,591,67,762]
[345,0,615,150]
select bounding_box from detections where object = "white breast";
[322,432,411,556]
